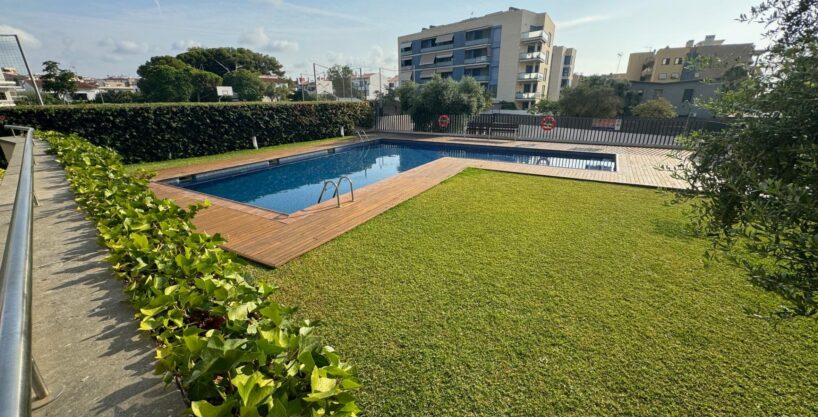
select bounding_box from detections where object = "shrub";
[632,98,677,119]
[44,131,360,416]
[0,101,373,163]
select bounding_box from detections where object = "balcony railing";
[519,52,547,62]
[464,37,491,46]
[419,43,454,53]
[464,74,490,82]
[520,30,548,42]
[517,72,544,81]
[463,56,490,65]
[515,92,538,100]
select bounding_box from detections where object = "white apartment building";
[351,72,388,100]
[0,71,21,107]
[398,7,556,110]
[547,46,577,101]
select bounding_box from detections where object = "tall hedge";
[0,101,373,163]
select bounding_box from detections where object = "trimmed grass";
[246,169,818,417]
[124,135,353,173]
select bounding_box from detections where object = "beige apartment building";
[546,46,576,101]
[398,7,556,110]
[625,35,755,83]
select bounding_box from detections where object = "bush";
[0,101,373,163]
[44,131,360,416]
[632,98,677,118]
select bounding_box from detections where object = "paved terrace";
[150,134,688,267]
[0,136,184,416]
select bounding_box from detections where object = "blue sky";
[0,0,765,78]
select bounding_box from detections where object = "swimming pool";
[168,139,616,214]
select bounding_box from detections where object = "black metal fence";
[374,112,728,149]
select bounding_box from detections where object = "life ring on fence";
[540,115,557,132]
[438,114,450,129]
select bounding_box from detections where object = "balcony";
[517,72,544,81]
[400,48,413,56]
[420,43,454,53]
[464,37,491,46]
[464,74,490,82]
[520,30,548,43]
[519,52,547,62]
[515,92,537,100]
[463,56,490,65]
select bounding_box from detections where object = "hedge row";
[2,102,373,163]
[45,131,360,417]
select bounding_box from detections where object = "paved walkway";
[0,136,184,416]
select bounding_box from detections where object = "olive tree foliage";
[632,98,677,118]
[395,75,491,131]
[672,0,818,318]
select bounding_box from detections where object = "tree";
[395,75,491,131]
[327,65,358,98]
[672,0,818,317]
[94,90,141,103]
[136,56,195,102]
[529,99,560,115]
[632,97,677,118]
[223,69,264,101]
[558,84,623,118]
[264,83,293,102]
[176,47,284,77]
[190,69,223,102]
[40,61,77,103]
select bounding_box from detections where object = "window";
[682,88,694,102]
[560,79,569,88]
[674,57,684,65]
[658,73,668,80]
[400,42,412,53]
[564,55,572,65]
[0,92,6,100]
[438,71,453,79]
[465,28,490,41]
[661,58,670,65]
[465,48,488,59]
[562,67,570,77]
[401,58,412,67]
[670,73,680,79]
[525,64,539,73]
[526,44,541,53]
[434,52,453,64]
[653,89,664,99]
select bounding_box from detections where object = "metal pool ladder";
[317,176,355,207]
[355,129,369,141]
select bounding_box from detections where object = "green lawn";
[125,136,353,172]
[246,169,818,417]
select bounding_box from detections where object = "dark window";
[439,71,452,79]
[465,29,490,41]
[670,73,680,79]
[402,59,412,67]
[564,55,572,65]
[562,67,570,77]
[435,55,453,64]
[560,79,568,88]
[420,38,436,48]
[401,45,412,53]
[661,58,670,65]
[0,92,6,100]
[658,73,668,80]
[465,48,488,58]
[674,57,683,65]
[682,88,694,102]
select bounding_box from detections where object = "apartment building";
[546,46,576,101]
[351,73,388,100]
[625,35,755,83]
[398,7,556,110]
[0,70,21,107]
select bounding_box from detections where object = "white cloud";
[99,37,149,54]
[171,40,201,50]
[239,27,299,52]
[0,25,42,48]
[555,15,613,30]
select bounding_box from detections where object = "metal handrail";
[0,125,36,417]
[333,176,355,205]
[317,180,339,205]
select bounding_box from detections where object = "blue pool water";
[174,140,615,214]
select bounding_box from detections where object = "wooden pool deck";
[149,135,687,267]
